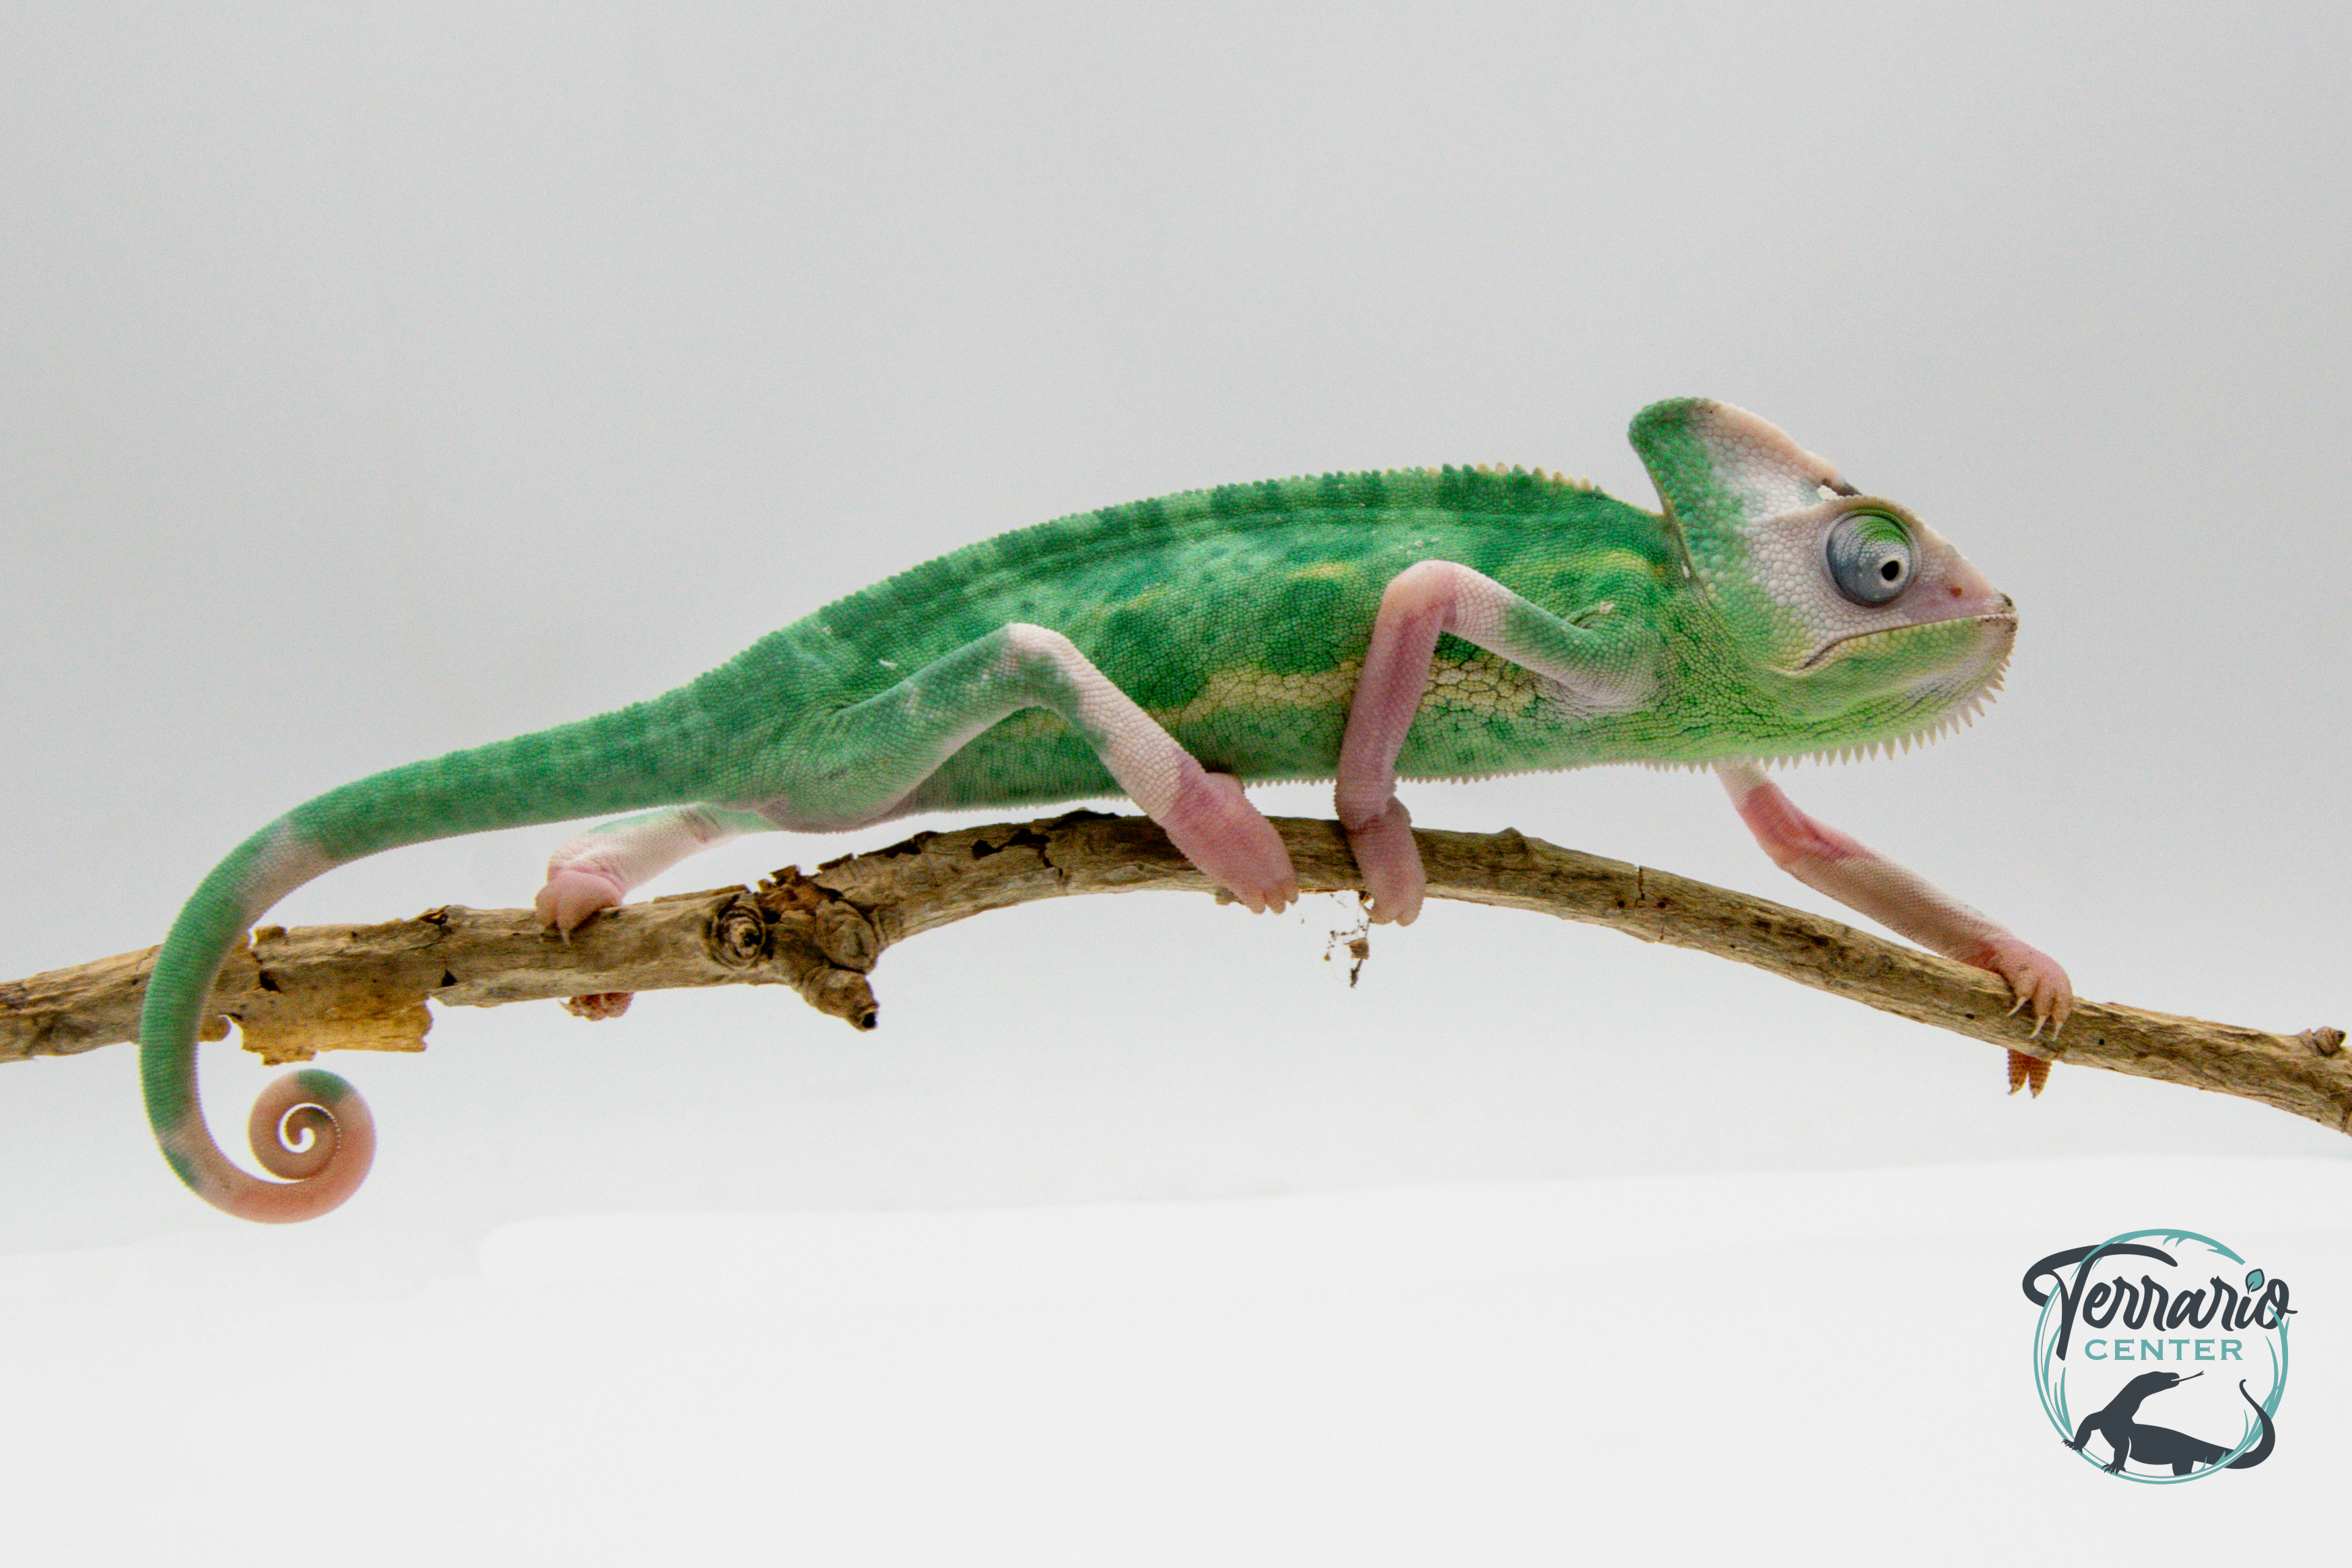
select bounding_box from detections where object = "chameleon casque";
[139,398,2072,1223]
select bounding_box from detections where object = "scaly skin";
[139,398,2070,1221]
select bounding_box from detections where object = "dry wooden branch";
[5,811,2344,1132]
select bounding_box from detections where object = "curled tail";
[141,827,380,1222]
[139,687,762,1222]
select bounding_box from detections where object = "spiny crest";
[1375,463,1594,491]
[1471,462,1596,491]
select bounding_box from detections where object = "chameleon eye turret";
[1825,510,1915,607]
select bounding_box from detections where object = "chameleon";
[137,397,2072,1223]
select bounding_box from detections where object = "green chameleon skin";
[138,397,2068,1223]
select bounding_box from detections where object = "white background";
[3,3,2347,1559]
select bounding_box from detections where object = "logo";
[2022,1231,2289,1480]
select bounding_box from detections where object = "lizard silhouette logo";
[2023,1231,2289,1481]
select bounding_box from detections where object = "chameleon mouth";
[1758,611,2015,768]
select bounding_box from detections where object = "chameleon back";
[747,465,1682,813]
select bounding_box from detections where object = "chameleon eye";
[1825,511,1914,607]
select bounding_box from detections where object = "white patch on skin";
[544,807,749,897]
[1900,635,2010,708]
[244,822,340,922]
[1538,671,1649,726]
[997,623,1189,817]
[1686,403,1852,520]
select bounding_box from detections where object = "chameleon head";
[1630,398,2017,754]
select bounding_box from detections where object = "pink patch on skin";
[1730,775,1868,868]
[187,1071,377,1223]
[988,623,1298,912]
[1333,559,1642,924]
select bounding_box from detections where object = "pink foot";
[536,866,627,933]
[1341,796,1424,924]
[1972,934,2071,1096]
[1157,765,1299,913]
[1976,933,2073,1038]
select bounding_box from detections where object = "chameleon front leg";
[1716,761,2073,1094]
[1336,560,1653,924]
[775,623,1300,912]
[537,805,778,930]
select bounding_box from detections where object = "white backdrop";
[3,4,2347,1559]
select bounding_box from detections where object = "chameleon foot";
[1982,934,2070,1095]
[1341,796,1424,925]
[1157,765,1299,914]
[535,866,628,933]
[2007,1050,2051,1097]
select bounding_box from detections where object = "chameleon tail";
[140,831,378,1222]
[139,693,751,1223]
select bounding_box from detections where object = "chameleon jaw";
[1786,607,2017,675]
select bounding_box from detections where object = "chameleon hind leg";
[766,622,1299,911]
[1715,762,2072,1094]
[1336,560,1654,924]
[537,805,776,931]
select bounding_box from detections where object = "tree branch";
[5,811,2345,1132]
